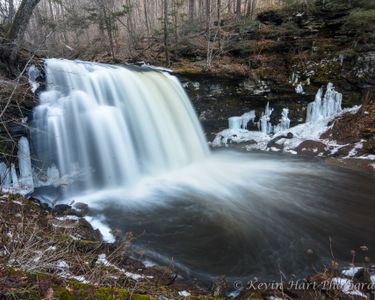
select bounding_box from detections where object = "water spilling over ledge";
[31,59,208,201]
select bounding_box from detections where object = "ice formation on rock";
[18,137,34,193]
[260,102,274,134]
[10,164,19,190]
[0,137,34,195]
[241,111,256,129]
[28,65,40,93]
[295,83,304,94]
[212,82,355,157]
[274,108,291,133]
[306,82,342,123]
[228,117,243,130]
[228,111,256,130]
[0,163,11,189]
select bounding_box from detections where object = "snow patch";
[330,278,367,298]
[178,290,191,297]
[212,129,270,149]
[84,216,115,243]
[342,267,362,277]
[56,260,69,269]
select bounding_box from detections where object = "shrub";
[344,8,375,32]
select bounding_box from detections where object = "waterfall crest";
[31,59,208,199]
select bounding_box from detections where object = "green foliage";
[352,0,375,9]
[344,8,375,32]
[282,0,316,13]
[337,48,358,59]
[364,139,375,154]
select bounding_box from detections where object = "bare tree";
[0,0,41,75]
[6,0,41,44]
[246,0,258,19]
[163,0,170,65]
[189,0,195,20]
[217,0,222,50]
[236,0,241,19]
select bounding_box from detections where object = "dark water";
[87,151,375,283]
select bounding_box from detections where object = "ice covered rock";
[212,129,270,148]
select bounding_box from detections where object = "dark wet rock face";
[178,73,310,137]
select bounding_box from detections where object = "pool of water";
[80,151,375,283]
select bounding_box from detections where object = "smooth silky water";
[31,59,375,284]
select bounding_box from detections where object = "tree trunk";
[173,0,178,57]
[2,0,41,75]
[217,0,221,50]
[205,0,211,33]
[236,0,241,20]
[247,0,257,19]
[8,0,15,24]
[6,0,41,43]
[163,0,170,66]
[189,0,195,20]
[206,0,211,68]
[144,0,150,37]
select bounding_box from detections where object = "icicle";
[260,102,274,134]
[0,162,11,191]
[240,111,256,129]
[274,108,291,134]
[10,164,19,190]
[228,117,243,130]
[306,83,342,123]
[17,137,34,193]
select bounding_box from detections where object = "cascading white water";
[31,59,208,199]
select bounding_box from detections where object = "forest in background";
[0,0,373,71]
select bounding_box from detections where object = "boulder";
[295,140,326,156]
[73,202,89,217]
[52,204,73,216]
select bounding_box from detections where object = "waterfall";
[31,59,208,200]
